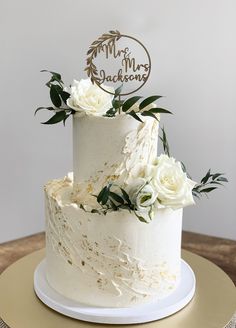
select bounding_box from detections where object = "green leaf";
[109,192,124,204]
[212,181,223,186]
[54,84,63,92]
[199,187,217,193]
[115,84,123,97]
[122,96,142,112]
[192,190,201,198]
[201,169,211,184]
[127,110,143,123]
[104,107,117,117]
[216,177,228,182]
[59,90,70,104]
[42,111,67,125]
[139,96,162,110]
[112,99,123,109]
[141,111,159,120]
[109,199,118,210]
[212,173,223,180]
[134,211,148,223]
[91,209,101,214]
[97,185,110,205]
[180,161,192,179]
[41,70,63,83]
[41,70,63,88]
[149,107,172,114]
[63,114,70,126]
[159,126,170,157]
[120,188,131,205]
[79,204,86,211]
[181,162,187,173]
[50,85,61,107]
[34,106,54,116]
[194,170,227,199]
[118,204,132,212]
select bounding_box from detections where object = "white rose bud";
[128,178,158,211]
[67,79,114,116]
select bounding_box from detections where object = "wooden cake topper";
[85,30,151,96]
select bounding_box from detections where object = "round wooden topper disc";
[0,249,235,328]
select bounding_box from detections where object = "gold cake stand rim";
[0,248,235,328]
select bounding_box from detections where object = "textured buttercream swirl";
[45,178,182,307]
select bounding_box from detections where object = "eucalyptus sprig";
[192,170,228,198]
[35,70,74,125]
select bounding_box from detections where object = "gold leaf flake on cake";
[86,183,93,193]
[104,174,119,182]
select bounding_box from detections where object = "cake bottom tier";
[45,177,183,308]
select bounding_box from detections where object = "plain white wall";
[0,0,235,243]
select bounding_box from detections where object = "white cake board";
[33,259,195,324]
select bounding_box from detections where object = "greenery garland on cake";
[36,71,228,223]
[35,71,171,124]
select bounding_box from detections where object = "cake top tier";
[73,111,159,207]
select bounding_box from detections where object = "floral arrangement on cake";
[36,71,228,222]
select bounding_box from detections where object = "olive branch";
[84,30,121,84]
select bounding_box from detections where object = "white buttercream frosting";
[45,177,182,307]
[72,113,159,205]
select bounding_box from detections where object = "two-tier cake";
[36,31,226,310]
[44,79,195,307]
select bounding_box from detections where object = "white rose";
[128,178,158,211]
[150,154,196,209]
[67,79,114,116]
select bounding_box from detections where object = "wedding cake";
[44,79,195,307]
[36,31,226,310]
